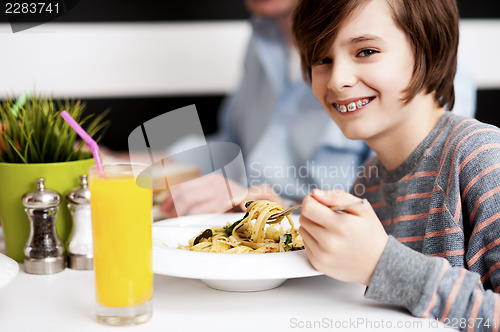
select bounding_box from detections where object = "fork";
[266,198,368,223]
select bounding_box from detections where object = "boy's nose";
[327,60,357,92]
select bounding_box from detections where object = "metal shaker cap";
[67,175,91,205]
[22,178,61,209]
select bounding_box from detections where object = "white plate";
[152,213,322,292]
[0,253,19,289]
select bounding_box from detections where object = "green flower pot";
[0,158,95,262]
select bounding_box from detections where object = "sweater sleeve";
[365,236,500,331]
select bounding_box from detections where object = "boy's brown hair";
[292,0,459,110]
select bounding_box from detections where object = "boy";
[292,0,500,329]
[161,0,476,218]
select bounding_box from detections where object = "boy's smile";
[333,97,375,114]
[310,0,443,170]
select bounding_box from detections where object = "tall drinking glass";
[88,164,153,325]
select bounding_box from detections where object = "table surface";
[0,232,449,332]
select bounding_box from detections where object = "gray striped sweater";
[354,112,500,331]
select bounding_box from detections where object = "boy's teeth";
[335,98,370,112]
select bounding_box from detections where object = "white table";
[0,236,449,332]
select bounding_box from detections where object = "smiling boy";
[292,0,500,329]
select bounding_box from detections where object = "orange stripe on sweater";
[427,115,457,151]
[481,260,500,284]
[438,120,477,166]
[381,219,391,226]
[364,184,382,193]
[463,164,500,200]
[467,289,483,332]
[470,211,500,240]
[397,227,462,243]
[370,201,387,209]
[468,237,500,267]
[470,187,500,223]
[401,171,438,181]
[396,192,433,202]
[423,260,450,318]
[429,207,446,214]
[393,212,428,223]
[397,235,425,243]
[447,128,500,198]
[429,249,465,258]
[441,269,467,320]
[391,207,445,224]
[459,144,500,173]
[458,164,500,222]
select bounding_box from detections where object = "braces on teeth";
[335,99,370,112]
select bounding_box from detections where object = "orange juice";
[89,168,152,308]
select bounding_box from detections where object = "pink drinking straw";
[60,110,104,176]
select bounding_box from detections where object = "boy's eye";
[316,57,332,65]
[357,49,378,57]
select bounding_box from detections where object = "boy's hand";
[299,189,388,286]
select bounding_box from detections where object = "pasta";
[178,200,304,253]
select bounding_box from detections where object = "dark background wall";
[1,0,497,21]
[1,0,498,151]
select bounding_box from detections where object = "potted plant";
[0,94,109,262]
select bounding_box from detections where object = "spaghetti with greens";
[178,200,304,253]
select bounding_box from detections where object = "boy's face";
[245,0,298,18]
[310,0,416,144]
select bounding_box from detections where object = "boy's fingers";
[298,222,320,251]
[311,189,369,217]
[334,198,370,216]
[311,189,357,206]
[301,194,338,228]
[299,214,321,233]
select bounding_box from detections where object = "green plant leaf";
[23,130,38,162]
[3,135,26,163]
[0,95,111,163]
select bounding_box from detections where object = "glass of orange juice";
[88,163,153,326]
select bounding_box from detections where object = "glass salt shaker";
[67,175,93,270]
[22,178,65,274]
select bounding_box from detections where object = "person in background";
[161,0,476,217]
[293,0,499,328]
